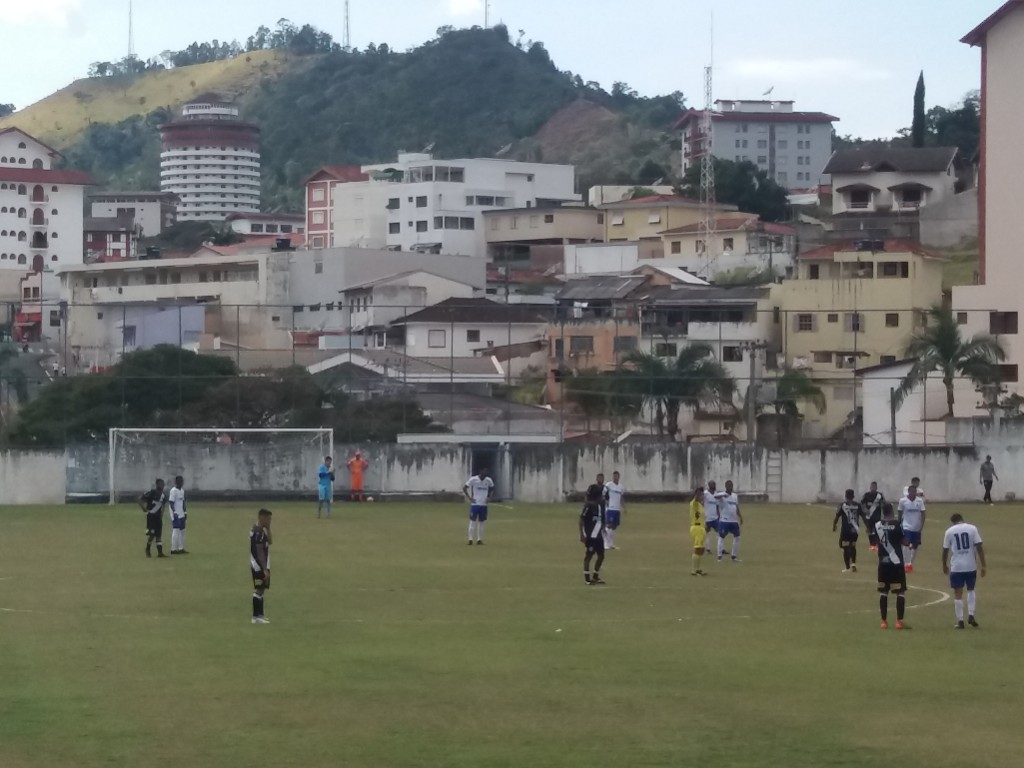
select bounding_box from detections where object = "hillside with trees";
[0,21,686,211]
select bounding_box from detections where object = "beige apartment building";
[484,205,604,265]
[598,195,737,244]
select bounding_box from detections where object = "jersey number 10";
[954,532,970,550]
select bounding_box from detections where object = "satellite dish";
[495,142,513,157]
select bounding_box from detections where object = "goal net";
[108,428,334,504]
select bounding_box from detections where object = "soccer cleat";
[895,620,905,630]
[731,557,742,563]
[584,575,592,585]
[968,616,979,628]
[157,552,168,558]
[467,540,474,546]
[179,550,189,555]
[955,620,965,629]
[145,547,151,558]
[904,564,913,573]
[690,571,698,576]
[880,620,888,629]
[851,564,857,572]
[841,568,851,574]
[476,540,484,545]
[251,616,271,625]
[590,576,606,585]
[696,570,707,576]
[717,556,723,562]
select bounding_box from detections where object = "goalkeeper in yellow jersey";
[689,486,708,576]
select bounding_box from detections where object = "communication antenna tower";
[128,0,135,58]
[344,0,351,49]
[485,0,491,28]
[698,16,718,278]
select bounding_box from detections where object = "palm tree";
[620,344,735,439]
[895,306,1006,417]
[771,367,826,419]
[563,368,641,432]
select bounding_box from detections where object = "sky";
[0,0,993,138]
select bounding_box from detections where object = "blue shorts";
[719,521,741,538]
[171,515,187,530]
[606,510,621,529]
[950,571,977,591]
[903,530,921,547]
[469,504,488,521]
[705,519,720,534]
[318,486,333,502]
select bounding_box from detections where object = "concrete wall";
[0,450,66,504]
[920,188,978,248]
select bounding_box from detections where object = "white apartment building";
[227,212,305,236]
[159,94,261,222]
[88,191,178,236]
[823,147,958,215]
[677,100,838,190]
[341,270,477,335]
[329,153,579,258]
[953,0,1024,414]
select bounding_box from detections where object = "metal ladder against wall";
[765,451,783,503]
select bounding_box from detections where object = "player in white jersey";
[168,475,188,554]
[897,485,926,573]
[603,471,624,550]
[942,513,986,629]
[703,481,721,556]
[463,468,494,545]
[716,480,743,562]
[901,477,925,508]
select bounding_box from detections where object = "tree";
[182,367,325,428]
[912,71,926,148]
[0,343,29,404]
[563,369,640,431]
[0,103,14,118]
[895,306,1006,418]
[680,158,789,222]
[619,345,735,439]
[770,368,826,418]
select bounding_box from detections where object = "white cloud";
[729,57,890,83]
[446,0,484,17]
[0,0,81,25]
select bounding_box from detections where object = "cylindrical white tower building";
[159,94,261,222]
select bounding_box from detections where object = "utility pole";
[485,0,491,28]
[744,340,769,444]
[698,14,718,280]
[889,387,897,449]
[128,0,135,58]
[343,0,351,50]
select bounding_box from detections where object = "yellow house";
[598,194,737,244]
[774,240,946,437]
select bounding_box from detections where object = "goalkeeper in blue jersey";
[317,456,335,518]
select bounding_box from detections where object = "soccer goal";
[108,428,334,504]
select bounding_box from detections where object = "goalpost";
[108,428,334,504]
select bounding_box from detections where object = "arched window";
[51,186,58,192]
[32,159,43,170]
[31,232,47,249]
[0,183,6,189]
[51,209,58,216]
[17,158,26,165]
[17,254,26,265]
[17,208,26,218]
[31,185,44,202]
[1,207,6,213]
[32,254,44,273]
[52,232,58,239]
[17,184,26,195]
[17,232,26,242]
[31,209,44,225]
[51,254,58,262]
[17,142,26,149]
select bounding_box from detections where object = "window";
[834,385,854,401]
[723,346,743,362]
[757,156,767,165]
[990,311,1019,335]
[544,214,554,224]
[444,216,459,229]
[778,140,788,149]
[489,218,499,231]
[735,139,742,148]
[434,216,443,229]
[884,313,900,328]
[655,342,678,357]
[569,335,594,354]
[428,329,447,348]
[844,313,865,332]
[314,257,324,275]
[529,215,539,228]
[695,239,705,253]
[879,261,910,278]
[459,217,475,230]
[809,264,820,280]
[777,171,788,183]
[552,338,564,359]
[510,216,519,230]
[742,139,748,148]
[416,196,427,208]
[757,139,768,149]
[670,241,681,255]
[796,313,815,332]
[312,211,325,225]
[610,215,624,226]
[880,355,897,365]
[613,336,637,353]
[312,236,324,249]
[389,222,401,234]
[901,188,923,207]
[849,189,871,209]
[995,363,1021,383]
[957,312,968,325]
[723,237,734,251]
[466,329,481,343]
[797,156,805,166]
[416,220,428,233]
[250,223,264,233]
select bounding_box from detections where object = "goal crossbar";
[108,427,334,504]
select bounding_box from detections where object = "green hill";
[1,26,682,211]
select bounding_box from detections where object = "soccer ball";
[366,496,374,502]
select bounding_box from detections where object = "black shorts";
[146,513,163,537]
[585,536,605,555]
[877,562,906,594]
[252,569,270,591]
[839,531,859,548]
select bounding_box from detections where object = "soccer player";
[833,489,867,573]
[139,478,167,559]
[250,508,273,625]
[861,481,884,551]
[603,470,624,550]
[874,502,907,630]
[980,456,999,505]
[942,513,987,629]
[463,468,494,545]
[897,485,926,573]
[902,476,925,504]
[703,480,721,556]
[716,480,743,562]
[317,456,335,518]
[689,485,708,576]
[347,451,369,502]
[579,481,606,585]
[168,475,188,554]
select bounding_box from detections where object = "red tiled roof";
[675,108,838,130]
[600,194,710,208]
[226,212,304,222]
[485,268,562,285]
[304,165,369,185]
[962,0,1024,45]
[798,240,945,261]
[201,232,306,256]
[0,127,62,158]
[0,167,94,185]
[659,216,796,236]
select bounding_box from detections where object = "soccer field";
[1,500,1021,768]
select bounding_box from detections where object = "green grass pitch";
[1,499,1022,768]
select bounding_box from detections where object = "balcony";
[30,217,48,229]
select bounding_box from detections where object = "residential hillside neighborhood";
[0,2,1018,451]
